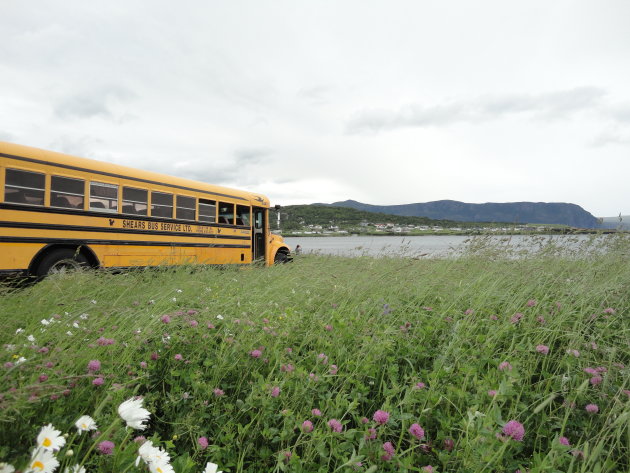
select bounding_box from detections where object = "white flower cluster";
[4,398,221,473]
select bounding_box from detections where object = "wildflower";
[75,415,98,434]
[488,390,498,397]
[312,408,322,416]
[501,420,525,441]
[4,362,13,369]
[409,423,425,440]
[585,403,599,413]
[92,377,104,386]
[566,349,580,357]
[559,436,571,446]
[151,352,159,360]
[603,307,615,314]
[87,360,101,372]
[590,376,603,386]
[65,465,86,473]
[140,361,148,369]
[286,347,293,354]
[280,364,294,373]
[373,410,390,425]
[38,374,48,383]
[526,299,537,307]
[27,334,36,342]
[203,463,222,473]
[302,420,313,432]
[270,386,280,398]
[443,438,454,451]
[464,308,474,315]
[490,314,498,320]
[134,436,146,444]
[498,361,512,371]
[37,424,66,451]
[325,324,333,331]
[381,441,395,461]
[510,313,523,324]
[26,450,59,473]
[207,323,215,329]
[161,315,171,324]
[414,382,426,389]
[537,316,546,324]
[365,428,377,440]
[317,353,328,364]
[536,345,549,355]
[216,314,224,320]
[328,419,343,432]
[189,320,198,327]
[309,373,319,382]
[118,397,151,430]
[584,367,598,375]
[213,388,224,397]
[198,437,209,449]
[329,364,338,375]
[360,417,369,424]
[250,349,262,359]
[570,449,585,459]
[98,440,115,455]
[422,466,434,473]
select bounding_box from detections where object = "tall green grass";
[1,235,629,472]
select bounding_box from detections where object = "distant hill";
[272,205,477,231]
[319,200,600,228]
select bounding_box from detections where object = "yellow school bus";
[0,142,291,278]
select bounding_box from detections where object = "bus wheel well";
[273,247,292,264]
[29,244,100,275]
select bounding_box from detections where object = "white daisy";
[149,460,175,473]
[74,415,97,434]
[64,465,86,473]
[41,319,50,326]
[118,397,151,430]
[26,449,59,473]
[0,462,15,473]
[27,335,36,343]
[36,424,66,451]
[203,462,223,473]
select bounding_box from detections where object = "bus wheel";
[274,251,290,264]
[36,249,89,277]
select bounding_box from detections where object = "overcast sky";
[2,1,629,216]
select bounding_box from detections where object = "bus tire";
[274,251,290,264]
[35,248,90,277]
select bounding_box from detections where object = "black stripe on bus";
[0,203,251,230]
[0,236,250,249]
[0,151,248,201]
[0,221,251,240]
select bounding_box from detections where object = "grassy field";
[1,235,629,473]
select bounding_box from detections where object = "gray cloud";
[0,130,14,142]
[347,87,607,134]
[298,85,335,105]
[234,147,271,164]
[590,131,630,148]
[54,85,136,120]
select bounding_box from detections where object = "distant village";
[282,221,570,236]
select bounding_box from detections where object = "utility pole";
[275,204,281,230]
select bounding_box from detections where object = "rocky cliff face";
[328,200,600,228]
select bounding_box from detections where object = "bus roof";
[0,141,270,207]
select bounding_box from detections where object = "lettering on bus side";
[121,219,213,234]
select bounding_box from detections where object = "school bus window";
[151,191,173,218]
[4,168,45,206]
[236,205,251,226]
[90,182,118,212]
[51,176,84,209]
[198,199,216,223]
[218,202,234,224]
[176,195,196,220]
[122,187,148,215]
